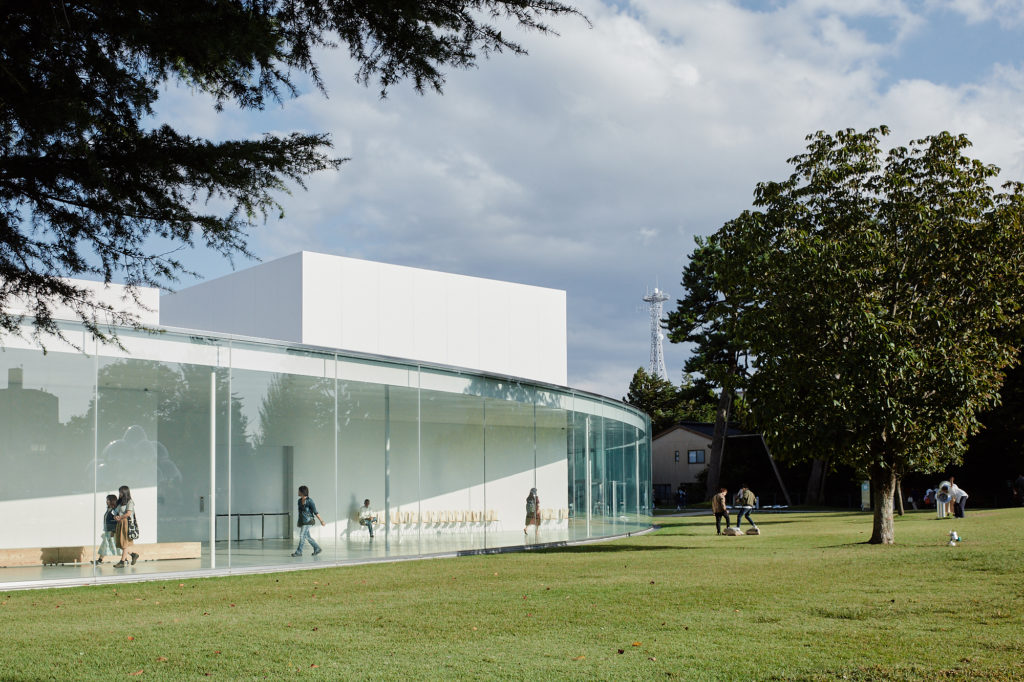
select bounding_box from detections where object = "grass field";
[2,509,1022,680]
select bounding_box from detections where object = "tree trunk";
[895,478,904,516]
[805,457,829,506]
[704,386,733,501]
[868,466,897,544]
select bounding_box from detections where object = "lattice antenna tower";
[642,287,670,380]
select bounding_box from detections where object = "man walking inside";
[735,484,758,530]
[712,487,730,535]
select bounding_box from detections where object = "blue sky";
[155,0,1024,399]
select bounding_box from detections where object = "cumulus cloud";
[155,0,1024,399]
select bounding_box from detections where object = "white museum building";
[0,252,652,588]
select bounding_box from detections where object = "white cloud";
[937,0,1024,26]
[155,0,1024,399]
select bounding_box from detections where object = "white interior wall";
[0,489,156,550]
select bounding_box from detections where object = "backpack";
[526,497,537,514]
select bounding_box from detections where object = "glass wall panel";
[591,420,605,533]
[481,379,536,549]
[535,388,570,544]
[0,332,97,583]
[337,358,386,556]
[227,343,334,566]
[634,413,651,516]
[382,369,420,554]
[419,369,484,553]
[95,331,225,576]
[604,415,627,532]
[1,323,652,586]
[568,398,588,541]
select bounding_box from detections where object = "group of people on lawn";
[711,484,759,535]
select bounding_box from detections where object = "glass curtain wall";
[0,325,650,587]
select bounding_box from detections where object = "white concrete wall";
[161,251,567,386]
[301,252,566,384]
[160,252,303,342]
[0,489,156,550]
[6,279,160,326]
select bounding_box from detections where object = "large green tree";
[709,126,1024,543]
[623,367,715,435]
[0,0,581,342]
[665,237,747,500]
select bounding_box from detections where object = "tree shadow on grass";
[815,542,872,548]
[533,543,699,555]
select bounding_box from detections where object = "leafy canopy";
[708,127,1024,540]
[623,367,716,434]
[0,0,582,343]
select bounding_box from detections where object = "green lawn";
[2,509,1022,680]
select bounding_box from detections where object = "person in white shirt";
[949,478,968,518]
[359,499,378,538]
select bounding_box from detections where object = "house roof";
[653,421,749,441]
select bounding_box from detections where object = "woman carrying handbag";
[113,485,140,567]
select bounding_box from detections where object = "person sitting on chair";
[359,499,378,538]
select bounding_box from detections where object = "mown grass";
[2,509,1023,680]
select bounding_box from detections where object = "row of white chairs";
[346,507,570,538]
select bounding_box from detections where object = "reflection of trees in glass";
[65,360,252,508]
[256,373,335,449]
[463,375,560,408]
[0,367,68,499]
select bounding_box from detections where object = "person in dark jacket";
[292,485,325,557]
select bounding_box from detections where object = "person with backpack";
[291,485,325,557]
[524,488,541,540]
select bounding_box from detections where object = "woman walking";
[524,488,541,541]
[113,485,139,567]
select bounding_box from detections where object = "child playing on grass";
[95,494,118,564]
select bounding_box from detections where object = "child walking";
[95,494,118,564]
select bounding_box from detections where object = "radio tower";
[642,288,670,380]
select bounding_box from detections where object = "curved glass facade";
[0,324,651,588]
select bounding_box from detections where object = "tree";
[623,367,715,435]
[665,238,746,499]
[709,126,1024,543]
[0,0,582,343]
[961,346,1024,505]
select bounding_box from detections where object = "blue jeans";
[295,524,321,554]
[736,507,755,527]
[361,519,375,537]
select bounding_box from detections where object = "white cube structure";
[160,252,567,386]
